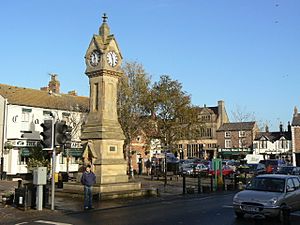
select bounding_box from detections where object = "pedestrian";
[81,164,96,210]
[145,159,151,176]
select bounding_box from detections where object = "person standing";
[81,165,96,210]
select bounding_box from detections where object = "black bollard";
[210,175,213,192]
[182,174,186,195]
[197,174,201,194]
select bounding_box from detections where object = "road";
[11,193,300,225]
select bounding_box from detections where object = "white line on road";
[34,220,73,225]
[222,205,233,208]
[14,223,28,225]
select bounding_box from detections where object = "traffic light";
[54,121,72,146]
[40,119,53,149]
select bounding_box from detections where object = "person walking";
[81,165,96,210]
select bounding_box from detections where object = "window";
[239,131,246,137]
[225,131,231,138]
[43,110,52,116]
[279,140,288,149]
[239,139,243,148]
[260,140,267,149]
[109,146,116,152]
[292,178,300,189]
[136,136,141,142]
[225,140,231,148]
[21,108,32,122]
[287,179,295,190]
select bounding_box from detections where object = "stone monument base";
[62,181,143,200]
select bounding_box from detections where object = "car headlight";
[268,197,278,205]
[233,194,241,204]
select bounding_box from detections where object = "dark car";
[247,163,266,175]
[277,166,300,175]
[259,159,286,173]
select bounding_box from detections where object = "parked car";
[233,174,300,220]
[276,166,300,175]
[259,159,286,173]
[247,163,266,175]
[180,163,194,176]
[209,165,234,177]
[194,163,209,175]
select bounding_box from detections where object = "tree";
[151,75,194,152]
[117,61,152,177]
[26,146,50,171]
[231,105,258,152]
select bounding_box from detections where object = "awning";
[20,148,31,156]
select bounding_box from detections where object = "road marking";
[222,205,233,208]
[15,223,28,225]
[34,220,72,225]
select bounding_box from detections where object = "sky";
[0,0,299,131]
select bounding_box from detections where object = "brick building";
[217,122,259,159]
[292,107,300,166]
[177,100,229,160]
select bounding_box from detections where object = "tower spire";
[99,13,110,41]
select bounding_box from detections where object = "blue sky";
[1,0,299,130]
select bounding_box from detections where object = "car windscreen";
[246,177,285,192]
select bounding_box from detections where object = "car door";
[285,178,297,210]
[292,177,300,210]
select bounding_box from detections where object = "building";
[292,107,300,166]
[217,121,259,159]
[0,75,88,178]
[177,100,229,160]
[253,123,292,162]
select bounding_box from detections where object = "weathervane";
[102,13,108,23]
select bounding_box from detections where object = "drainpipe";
[1,99,8,180]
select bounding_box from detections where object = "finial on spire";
[102,13,108,23]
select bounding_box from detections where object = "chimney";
[288,121,291,133]
[218,100,225,125]
[48,74,60,94]
[265,124,269,133]
[279,122,283,133]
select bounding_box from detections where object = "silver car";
[233,174,300,219]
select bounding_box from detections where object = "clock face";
[106,51,118,67]
[89,51,100,67]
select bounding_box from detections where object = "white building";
[252,123,292,162]
[0,75,88,178]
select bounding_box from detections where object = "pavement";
[0,174,191,224]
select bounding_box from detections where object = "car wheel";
[278,205,290,223]
[235,211,244,219]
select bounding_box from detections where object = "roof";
[0,83,89,112]
[194,106,219,115]
[217,122,256,131]
[255,131,291,141]
[292,114,300,126]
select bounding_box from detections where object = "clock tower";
[79,14,141,195]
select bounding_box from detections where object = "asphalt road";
[11,193,300,225]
